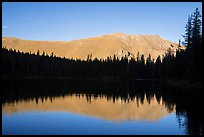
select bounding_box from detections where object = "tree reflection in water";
[2,79,203,135]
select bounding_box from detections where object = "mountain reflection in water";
[2,79,203,135]
[3,94,175,121]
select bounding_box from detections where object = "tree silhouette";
[183,15,193,48]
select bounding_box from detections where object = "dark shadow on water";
[2,78,203,135]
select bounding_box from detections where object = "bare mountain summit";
[2,33,185,60]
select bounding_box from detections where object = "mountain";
[2,33,185,60]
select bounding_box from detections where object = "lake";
[2,79,203,135]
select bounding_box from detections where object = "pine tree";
[37,50,40,56]
[155,55,162,79]
[192,8,202,46]
[191,8,202,80]
[182,15,192,49]
[136,52,140,62]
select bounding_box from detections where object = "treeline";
[2,8,202,82]
[0,46,192,81]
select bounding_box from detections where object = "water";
[2,79,203,135]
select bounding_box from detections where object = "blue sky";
[2,2,202,43]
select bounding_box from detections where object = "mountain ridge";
[2,33,185,60]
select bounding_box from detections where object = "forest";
[2,8,202,84]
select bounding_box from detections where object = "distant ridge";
[2,33,185,60]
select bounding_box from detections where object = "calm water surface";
[2,79,203,135]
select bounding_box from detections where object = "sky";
[2,2,202,43]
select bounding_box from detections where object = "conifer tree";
[182,15,193,49]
